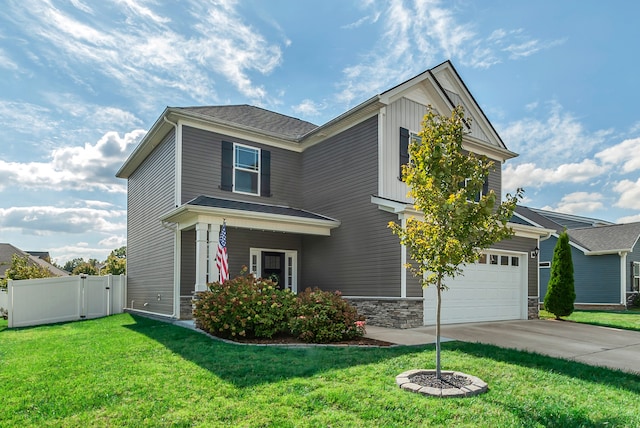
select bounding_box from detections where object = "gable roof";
[568,222,640,254]
[174,105,318,140]
[514,206,640,255]
[0,243,70,279]
[117,60,516,178]
[515,206,613,232]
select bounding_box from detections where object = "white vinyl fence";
[6,274,126,328]
[0,287,8,318]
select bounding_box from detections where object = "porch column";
[195,222,209,292]
[209,223,221,284]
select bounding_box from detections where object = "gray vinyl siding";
[626,242,640,292]
[493,236,537,296]
[180,229,196,296]
[539,236,621,304]
[181,125,302,206]
[301,116,406,297]
[226,228,302,282]
[127,130,176,315]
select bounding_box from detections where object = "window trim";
[233,143,261,196]
[633,261,640,292]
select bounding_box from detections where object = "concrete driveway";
[366,319,640,374]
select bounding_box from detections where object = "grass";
[540,309,640,332]
[1,314,639,427]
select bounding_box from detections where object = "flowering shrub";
[193,273,295,339]
[289,288,366,343]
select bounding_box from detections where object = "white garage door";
[423,251,526,325]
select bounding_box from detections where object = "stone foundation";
[345,298,423,329]
[180,295,194,320]
[528,297,539,319]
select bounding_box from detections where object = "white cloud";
[292,99,325,117]
[8,0,283,107]
[613,179,640,210]
[334,0,563,108]
[541,192,604,214]
[502,159,606,192]
[595,137,640,173]
[0,205,126,235]
[0,129,145,193]
[499,101,613,163]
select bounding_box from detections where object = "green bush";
[289,288,366,343]
[193,273,296,339]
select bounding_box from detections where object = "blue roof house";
[514,206,640,309]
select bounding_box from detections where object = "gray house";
[514,206,640,309]
[116,60,549,328]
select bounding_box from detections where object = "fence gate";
[6,274,126,328]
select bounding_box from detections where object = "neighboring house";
[116,60,550,328]
[514,206,640,309]
[0,243,70,280]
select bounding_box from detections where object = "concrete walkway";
[365,319,640,375]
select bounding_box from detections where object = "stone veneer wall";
[528,297,539,319]
[180,296,194,319]
[345,298,423,329]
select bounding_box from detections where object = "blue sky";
[1,0,639,265]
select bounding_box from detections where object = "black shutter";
[482,174,489,196]
[221,141,233,191]
[399,127,410,181]
[260,149,271,197]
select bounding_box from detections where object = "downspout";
[619,251,628,306]
[163,115,180,319]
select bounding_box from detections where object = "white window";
[634,262,640,292]
[234,144,260,195]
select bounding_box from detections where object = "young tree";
[544,230,575,319]
[1,254,55,286]
[101,246,126,275]
[389,106,522,378]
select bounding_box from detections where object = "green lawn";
[1,314,639,427]
[540,309,640,332]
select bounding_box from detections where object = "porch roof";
[160,195,340,236]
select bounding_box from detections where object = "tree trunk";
[436,277,442,379]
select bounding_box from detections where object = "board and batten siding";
[127,131,176,315]
[301,116,406,297]
[493,236,537,296]
[380,97,502,204]
[180,125,303,207]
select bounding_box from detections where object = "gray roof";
[568,222,640,253]
[527,207,613,230]
[175,105,318,140]
[0,243,70,278]
[187,195,336,222]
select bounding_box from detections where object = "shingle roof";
[568,222,640,253]
[0,243,70,278]
[176,105,318,140]
[187,195,336,222]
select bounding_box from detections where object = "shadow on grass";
[124,314,427,388]
[443,341,640,394]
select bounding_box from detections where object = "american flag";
[215,221,229,283]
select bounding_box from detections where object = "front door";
[262,251,285,289]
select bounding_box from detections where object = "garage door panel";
[424,251,526,325]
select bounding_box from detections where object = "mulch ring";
[396,369,488,397]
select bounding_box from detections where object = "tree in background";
[101,246,126,275]
[72,259,100,276]
[1,254,55,287]
[389,105,522,378]
[62,258,85,274]
[544,230,575,319]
